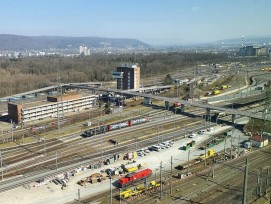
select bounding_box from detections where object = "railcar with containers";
[82,117,149,137]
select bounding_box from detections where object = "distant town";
[0,34,271,58]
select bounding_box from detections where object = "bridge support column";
[165,101,170,109]
[181,104,185,112]
[206,108,211,121]
[231,114,236,124]
[143,97,151,105]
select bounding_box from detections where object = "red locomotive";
[118,168,152,187]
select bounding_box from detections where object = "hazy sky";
[1,0,271,45]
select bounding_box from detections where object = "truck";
[173,102,181,107]
[125,166,138,173]
[199,149,215,160]
[118,168,152,187]
[220,85,228,90]
[212,90,221,95]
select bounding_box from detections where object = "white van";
[151,145,161,151]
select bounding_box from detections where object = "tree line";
[0,52,261,97]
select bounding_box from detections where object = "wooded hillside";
[0,52,236,97]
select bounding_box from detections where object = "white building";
[8,93,98,124]
[251,134,268,148]
[79,45,90,56]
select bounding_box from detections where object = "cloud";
[191,6,200,12]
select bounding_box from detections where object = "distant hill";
[0,34,150,51]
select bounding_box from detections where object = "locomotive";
[118,168,152,187]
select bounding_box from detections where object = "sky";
[1,0,271,45]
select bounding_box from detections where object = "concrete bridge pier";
[232,114,236,124]
[181,104,185,113]
[165,101,170,109]
[144,97,151,105]
[206,108,211,121]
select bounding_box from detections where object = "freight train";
[118,168,152,187]
[82,117,149,137]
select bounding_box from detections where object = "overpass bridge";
[0,82,103,102]
[64,84,271,122]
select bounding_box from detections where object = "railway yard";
[0,72,270,204]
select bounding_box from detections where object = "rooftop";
[251,134,267,142]
[119,63,139,69]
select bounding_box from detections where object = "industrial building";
[115,64,140,90]
[8,92,98,124]
[239,46,257,56]
[239,46,268,56]
[251,134,268,148]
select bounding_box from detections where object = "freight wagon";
[82,117,149,137]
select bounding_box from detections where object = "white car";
[158,144,166,149]
[189,133,196,138]
[137,151,144,157]
[161,142,171,148]
[207,127,214,132]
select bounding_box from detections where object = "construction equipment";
[199,149,215,160]
[212,90,221,95]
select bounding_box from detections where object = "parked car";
[198,130,206,135]
[137,151,144,157]
[149,145,161,152]
[161,142,171,148]
[158,143,166,149]
[207,127,214,132]
[189,133,196,138]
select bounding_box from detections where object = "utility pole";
[257,172,261,198]
[242,158,248,204]
[43,138,46,156]
[238,134,241,156]
[230,136,233,160]
[57,98,60,133]
[170,156,173,176]
[56,151,58,171]
[212,160,215,178]
[187,149,191,174]
[160,161,163,199]
[10,119,13,141]
[224,138,227,161]
[0,151,3,181]
[119,188,121,204]
[266,168,269,195]
[21,97,24,144]
[77,189,80,201]
[170,156,173,195]
[205,142,207,166]
[110,176,112,204]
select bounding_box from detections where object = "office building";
[79,45,90,56]
[116,64,140,90]
[8,92,98,124]
[239,46,257,56]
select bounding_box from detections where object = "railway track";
[0,108,204,179]
[116,146,271,204]
[0,99,264,194]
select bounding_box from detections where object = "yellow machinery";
[199,149,215,160]
[120,180,162,199]
[212,90,221,95]
[220,85,228,90]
